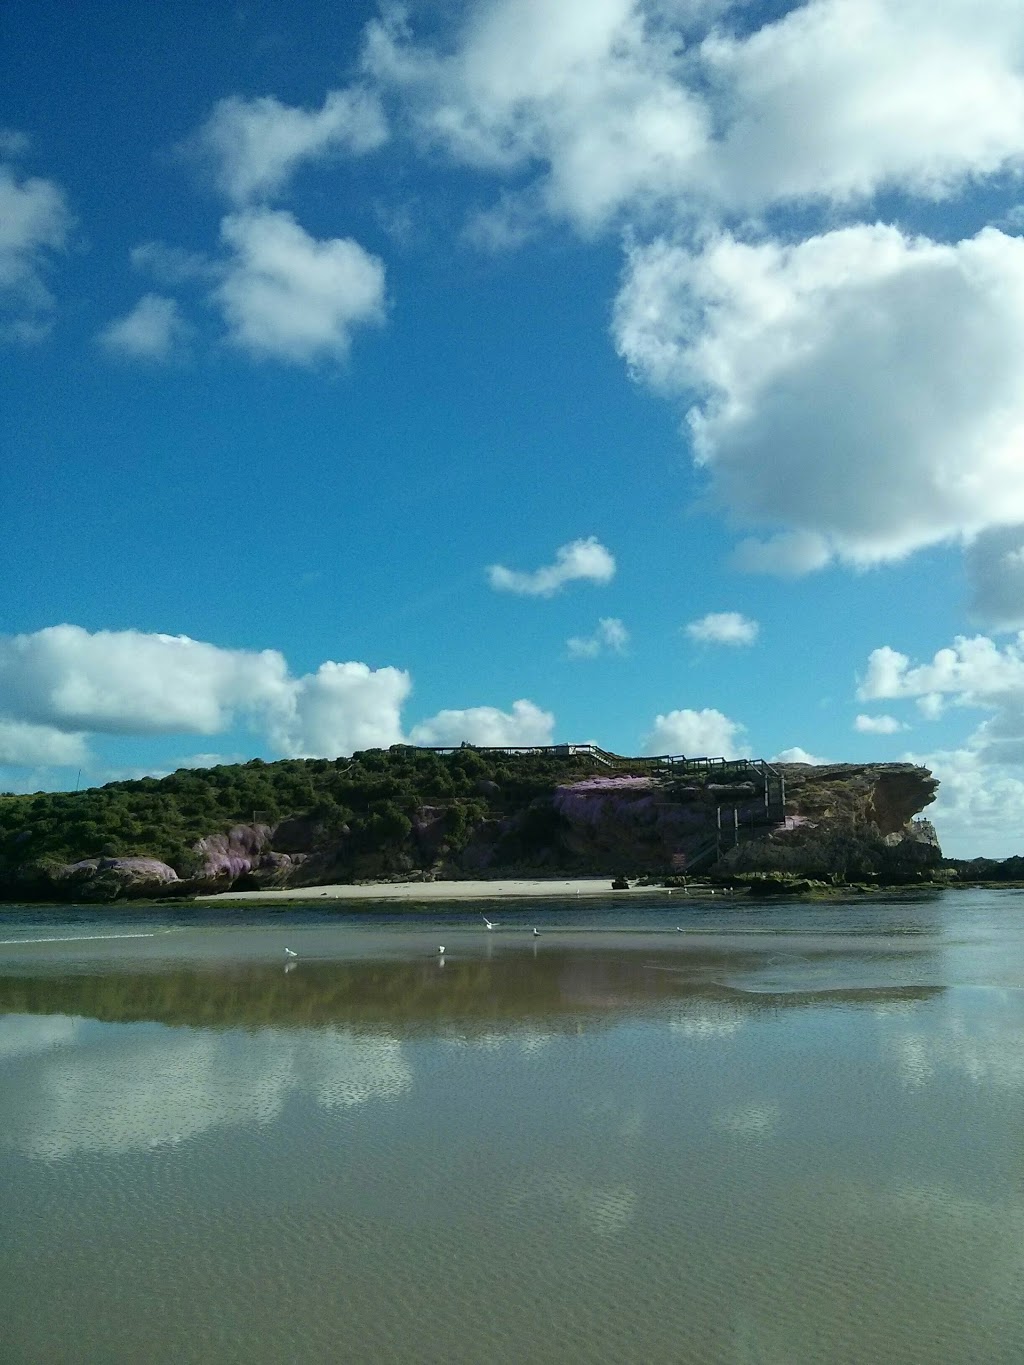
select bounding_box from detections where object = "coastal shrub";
[0,744,672,884]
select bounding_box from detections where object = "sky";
[3,0,1024,857]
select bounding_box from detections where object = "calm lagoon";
[2,889,1024,1363]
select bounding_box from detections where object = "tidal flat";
[2,890,1024,1363]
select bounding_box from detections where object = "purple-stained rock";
[49,856,181,900]
[192,824,273,880]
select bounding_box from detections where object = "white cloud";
[268,661,410,757]
[643,706,748,757]
[859,636,1024,707]
[0,625,572,771]
[965,526,1024,630]
[685,611,758,646]
[700,0,1024,210]
[773,746,825,764]
[409,699,554,747]
[364,1,1024,233]
[487,536,616,596]
[97,294,189,361]
[194,88,387,205]
[856,631,1024,852]
[567,617,629,658]
[0,162,71,339]
[0,625,409,762]
[902,745,1024,860]
[614,225,1024,568]
[0,719,89,767]
[917,693,946,721]
[363,0,708,234]
[731,531,831,578]
[0,625,291,736]
[854,713,907,735]
[216,208,386,363]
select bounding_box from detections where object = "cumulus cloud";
[0,719,89,767]
[731,531,831,578]
[97,294,190,361]
[0,161,71,339]
[614,225,1024,568]
[859,636,1024,708]
[904,744,1024,859]
[193,88,387,205]
[409,699,554,747]
[268,661,411,757]
[643,706,748,757]
[363,0,708,234]
[857,634,1024,850]
[0,625,408,761]
[700,0,1024,210]
[917,693,946,721]
[854,713,907,735]
[965,526,1024,630]
[216,208,386,363]
[567,617,629,659]
[363,0,1024,232]
[685,611,758,646]
[487,537,616,596]
[0,625,291,736]
[773,746,825,764]
[0,625,574,774]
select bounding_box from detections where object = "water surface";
[2,889,1023,1363]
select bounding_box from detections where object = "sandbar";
[196,877,679,904]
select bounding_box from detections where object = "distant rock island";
[0,744,958,902]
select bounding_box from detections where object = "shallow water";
[2,889,1023,1363]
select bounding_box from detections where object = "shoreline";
[195,877,679,905]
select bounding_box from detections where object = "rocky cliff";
[0,756,942,901]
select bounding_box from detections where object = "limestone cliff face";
[776,763,938,835]
[487,763,941,880]
[714,763,940,880]
[10,761,942,900]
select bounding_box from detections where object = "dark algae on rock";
[0,746,944,902]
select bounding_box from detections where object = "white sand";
[196,877,677,904]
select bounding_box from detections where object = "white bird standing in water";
[284,947,298,958]
[438,945,446,955]
[482,916,496,930]
[533,927,540,937]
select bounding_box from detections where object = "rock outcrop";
[1,759,942,900]
[711,763,942,883]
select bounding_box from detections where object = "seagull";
[438,945,446,955]
[676,926,683,933]
[533,927,540,937]
[284,947,298,958]
[482,916,496,930]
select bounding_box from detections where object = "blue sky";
[4,0,1024,856]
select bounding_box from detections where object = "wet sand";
[196,876,678,904]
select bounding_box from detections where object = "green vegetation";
[0,746,650,876]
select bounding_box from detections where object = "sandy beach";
[196,877,679,904]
